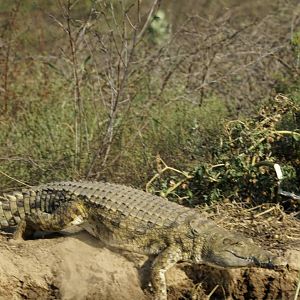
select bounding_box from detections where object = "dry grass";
[201,201,300,252]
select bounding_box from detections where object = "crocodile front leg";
[151,246,182,300]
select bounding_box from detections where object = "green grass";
[0,55,230,189]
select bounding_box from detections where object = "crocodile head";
[200,229,282,269]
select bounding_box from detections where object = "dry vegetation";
[0,0,299,190]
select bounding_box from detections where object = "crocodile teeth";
[70,215,85,226]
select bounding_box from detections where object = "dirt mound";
[0,231,146,300]
[0,202,299,300]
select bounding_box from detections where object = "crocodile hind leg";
[13,201,88,240]
[151,246,182,300]
[12,220,34,240]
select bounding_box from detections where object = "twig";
[273,130,300,139]
[254,206,276,218]
[207,285,219,299]
[0,170,31,187]
[146,157,192,193]
[294,270,300,300]
[246,204,264,212]
[137,0,161,41]
[65,0,83,170]
[53,0,85,171]
[1,0,21,113]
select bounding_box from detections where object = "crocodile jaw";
[204,248,276,269]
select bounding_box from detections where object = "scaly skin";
[0,181,284,300]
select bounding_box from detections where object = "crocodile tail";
[0,185,72,230]
[0,199,10,228]
[0,189,32,228]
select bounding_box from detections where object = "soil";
[0,202,299,300]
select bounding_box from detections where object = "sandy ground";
[0,229,148,300]
[0,203,299,300]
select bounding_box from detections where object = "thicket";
[147,95,300,212]
[0,0,299,211]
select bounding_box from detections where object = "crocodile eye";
[223,238,233,245]
[191,228,199,236]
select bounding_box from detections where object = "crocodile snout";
[255,253,287,269]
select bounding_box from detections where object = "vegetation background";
[0,0,299,211]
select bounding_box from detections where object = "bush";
[147,95,300,211]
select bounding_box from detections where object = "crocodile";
[0,181,284,300]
